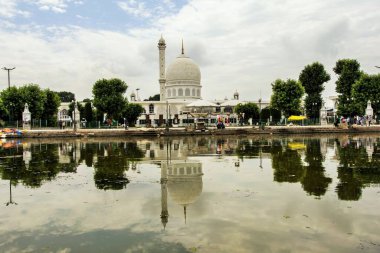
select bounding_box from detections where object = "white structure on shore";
[131,36,269,127]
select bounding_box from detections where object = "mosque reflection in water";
[1,135,380,210]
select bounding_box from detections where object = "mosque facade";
[130,36,269,127]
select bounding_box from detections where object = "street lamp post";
[2,67,15,90]
[346,97,351,118]
[312,102,317,124]
[165,100,169,131]
[169,105,171,127]
[6,179,17,206]
[3,67,15,125]
[72,100,77,132]
[375,100,380,124]
[259,98,262,129]
[9,102,13,123]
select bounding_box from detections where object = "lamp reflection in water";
[160,139,203,229]
[6,179,17,206]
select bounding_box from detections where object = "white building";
[131,36,269,127]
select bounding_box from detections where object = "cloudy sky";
[1,0,380,102]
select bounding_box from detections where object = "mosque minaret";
[158,35,166,101]
[160,157,169,229]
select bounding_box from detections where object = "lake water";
[0,135,379,253]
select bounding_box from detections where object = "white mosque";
[131,36,269,128]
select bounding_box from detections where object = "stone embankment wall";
[10,125,380,139]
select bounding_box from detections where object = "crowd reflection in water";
[0,136,380,205]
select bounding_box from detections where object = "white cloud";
[0,0,30,18]
[75,14,88,20]
[0,0,379,102]
[0,27,156,100]
[153,0,380,101]
[34,0,69,13]
[117,0,151,18]
[117,0,180,19]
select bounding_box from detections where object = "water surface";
[0,135,379,252]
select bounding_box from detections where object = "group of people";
[334,115,375,127]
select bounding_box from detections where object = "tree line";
[0,78,144,126]
[235,59,380,123]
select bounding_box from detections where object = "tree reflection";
[0,143,77,188]
[93,142,144,190]
[335,138,380,201]
[0,141,144,191]
[301,139,332,197]
[271,139,331,197]
[236,140,260,158]
[271,141,304,183]
[80,143,96,167]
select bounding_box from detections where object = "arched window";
[179,88,183,96]
[192,89,195,96]
[173,89,176,97]
[185,88,190,96]
[197,89,200,97]
[167,89,171,97]
[61,109,68,116]
[149,104,154,114]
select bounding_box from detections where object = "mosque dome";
[167,177,203,205]
[166,55,201,85]
[167,161,203,206]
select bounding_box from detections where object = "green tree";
[260,107,282,124]
[352,73,380,116]
[92,78,128,120]
[18,84,46,119]
[333,59,362,116]
[56,91,75,102]
[145,94,160,101]
[42,89,61,125]
[299,62,330,119]
[83,100,94,122]
[234,102,259,124]
[123,103,144,126]
[270,79,304,117]
[0,98,7,123]
[0,86,24,121]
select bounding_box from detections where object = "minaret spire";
[181,39,184,55]
[184,205,187,224]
